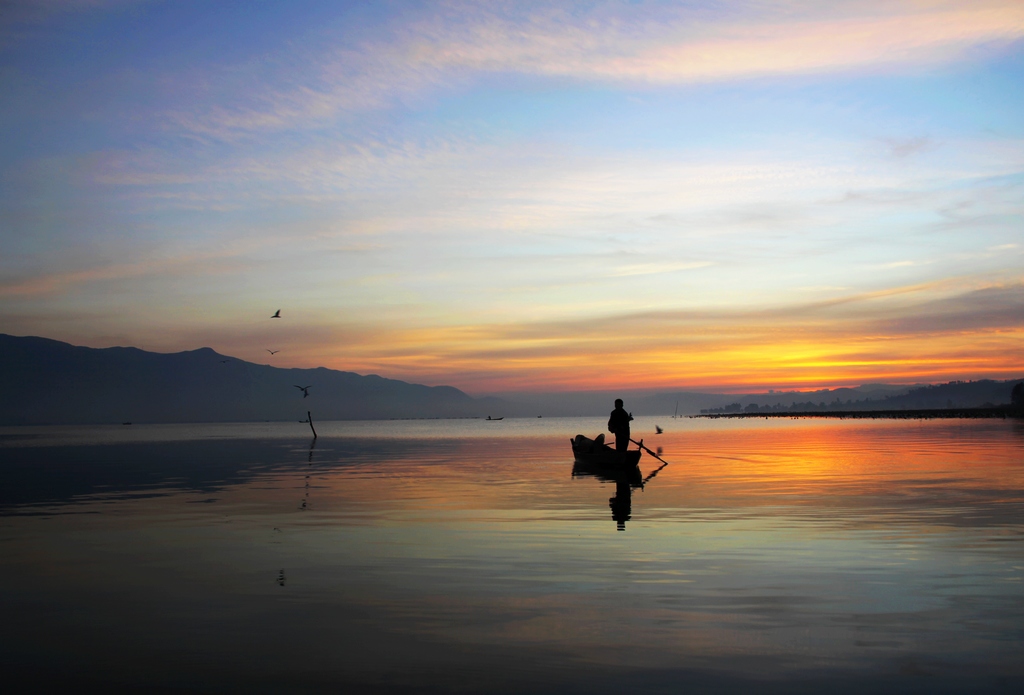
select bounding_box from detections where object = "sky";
[1,0,1023,395]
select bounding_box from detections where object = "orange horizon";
[11,327,1021,397]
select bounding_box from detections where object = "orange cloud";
[587,5,1024,83]
[280,279,1024,393]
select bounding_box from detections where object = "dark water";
[2,417,1023,693]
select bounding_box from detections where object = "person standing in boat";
[608,398,633,452]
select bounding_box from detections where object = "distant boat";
[486,416,504,421]
[571,434,641,466]
[122,421,132,426]
[672,400,679,418]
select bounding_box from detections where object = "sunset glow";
[2,1,1022,394]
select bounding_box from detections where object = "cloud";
[885,136,933,158]
[256,276,1024,392]
[56,129,1020,337]
[608,261,714,277]
[165,1,1024,138]
[579,6,1024,83]
[876,260,928,269]
[869,283,1024,335]
[0,242,266,298]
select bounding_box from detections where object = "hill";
[698,379,1023,414]
[0,334,504,425]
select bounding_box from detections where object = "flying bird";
[655,425,663,434]
[219,359,231,363]
[294,385,312,398]
[267,349,279,355]
[271,309,281,318]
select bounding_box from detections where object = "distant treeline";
[700,379,1023,415]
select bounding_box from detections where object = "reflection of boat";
[486,416,504,421]
[572,459,642,487]
[571,434,641,466]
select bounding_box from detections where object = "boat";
[570,434,641,466]
[486,416,504,421]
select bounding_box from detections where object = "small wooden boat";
[571,434,641,466]
[486,416,504,421]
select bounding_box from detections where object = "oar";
[630,438,669,465]
[628,438,671,488]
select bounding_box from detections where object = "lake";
[2,416,1023,693]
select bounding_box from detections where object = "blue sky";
[2,0,1023,393]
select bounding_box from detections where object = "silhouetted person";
[609,476,632,531]
[608,398,633,452]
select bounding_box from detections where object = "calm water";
[2,417,1023,693]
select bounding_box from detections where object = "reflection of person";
[609,477,632,531]
[607,398,633,452]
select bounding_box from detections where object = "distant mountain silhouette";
[4,334,1019,425]
[0,334,505,425]
[698,379,1023,415]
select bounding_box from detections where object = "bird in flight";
[655,425,663,434]
[220,359,231,363]
[294,385,312,398]
[271,309,281,318]
[267,349,279,355]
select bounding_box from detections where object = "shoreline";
[692,406,1021,420]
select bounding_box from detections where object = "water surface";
[2,417,1023,693]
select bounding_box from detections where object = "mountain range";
[1,334,1020,424]
[0,334,499,425]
